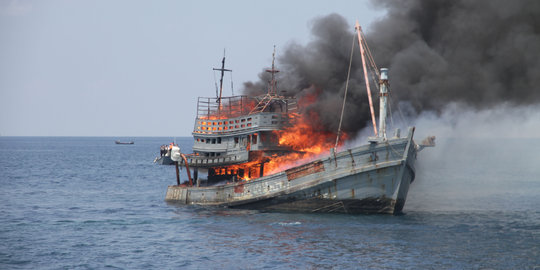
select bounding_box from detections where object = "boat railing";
[180,153,249,167]
[197,95,256,119]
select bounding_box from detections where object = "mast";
[266,46,279,96]
[248,47,283,115]
[379,68,389,138]
[355,21,378,137]
[213,49,232,111]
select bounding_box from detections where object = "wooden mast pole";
[355,21,378,137]
[213,49,232,114]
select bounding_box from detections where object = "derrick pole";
[355,21,378,137]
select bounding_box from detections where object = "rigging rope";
[390,93,409,128]
[360,30,380,89]
[213,71,219,98]
[230,72,234,96]
[335,32,357,150]
[388,93,395,129]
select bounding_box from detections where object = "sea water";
[0,137,539,269]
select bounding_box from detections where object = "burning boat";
[165,23,434,214]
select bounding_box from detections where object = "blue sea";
[1,136,539,269]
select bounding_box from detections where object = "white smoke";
[413,103,540,139]
[406,103,540,212]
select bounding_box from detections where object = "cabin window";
[229,121,233,124]
[247,118,252,121]
[235,125,239,128]
[229,126,233,129]
[241,119,246,122]
[218,127,222,130]
[212,139,216,144]
[271,121,278,124]
[247,123,252,127]
[241,124,245,128]
[213,127,217,131]
[252,134,258,144]
[272,115,278,119]
[235,120,239,123]
[217,138,221,144]
[224,126,228,130]
[234,137,239,144]
[206,139,210,144]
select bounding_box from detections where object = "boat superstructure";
[182,49,301,183]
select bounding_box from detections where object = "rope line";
[213,71,219,98]
[335,32,357,150]
[230,72,234,96]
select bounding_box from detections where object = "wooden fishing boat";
[164,22,434,214]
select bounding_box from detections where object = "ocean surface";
[0,136,539,269]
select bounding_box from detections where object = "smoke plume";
[242,0,540,137]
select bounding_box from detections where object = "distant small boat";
[115,140,134,145]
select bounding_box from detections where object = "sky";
[0,0,385,137]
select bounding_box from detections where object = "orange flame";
[264,111,347,175]
[214,90,347,180]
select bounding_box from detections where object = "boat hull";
[166,127,417,215]
[155,155,174,165]
[115,141,134,145]
[225,163,414,214]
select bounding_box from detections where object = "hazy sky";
[0,0,384,136]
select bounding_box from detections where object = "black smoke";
[243,0,540,137]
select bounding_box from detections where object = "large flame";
[213,91,347,181]
[265,111,347,175]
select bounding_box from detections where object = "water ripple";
[1,137,539,269]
